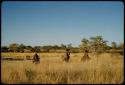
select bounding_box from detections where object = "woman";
[62,48,70,62]
[33,52,40,64]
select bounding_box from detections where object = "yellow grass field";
[1,53,124,84]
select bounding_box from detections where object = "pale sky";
[2,1,124,47]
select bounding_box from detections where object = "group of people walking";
[32,48,90,64]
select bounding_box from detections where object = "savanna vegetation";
[1,35,124,84]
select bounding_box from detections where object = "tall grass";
[1,53,124,84]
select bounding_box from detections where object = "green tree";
[111,42,117,49]
[9,43,19,52]
[117,42,124,55]
[52,45,60,52]
[67,43,72,49]
[33,46,41,52]
[79,38,90,52]
[25,46,33,52]
[1,46,8,52]
[60,44,66,49]
[110,42,117,54]
[118,42,124,50]
[89,36,108,55]
[19,44,25,52]
[42,45,52,52]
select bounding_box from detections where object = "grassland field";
[1,53,124,84]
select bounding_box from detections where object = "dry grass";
[1,53,124,84]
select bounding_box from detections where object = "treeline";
[79,36,124,55]
[1,43,79,53]
[1,36,124,54]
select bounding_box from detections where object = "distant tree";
[89,36,108,55]
[9,43,19,52]
[25,46,33,52]
[34,46,41,52]
[1,46,8,52]
[110,42,117,54]
[60,44,66,49]
[117,42,124,55]
[111,42,117,49]
[67,43,72,49]
[79,38,90,52]
[53,45,60,52]
[118,42,124,50]
[42,45,52,52]
[19,44,25,52]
